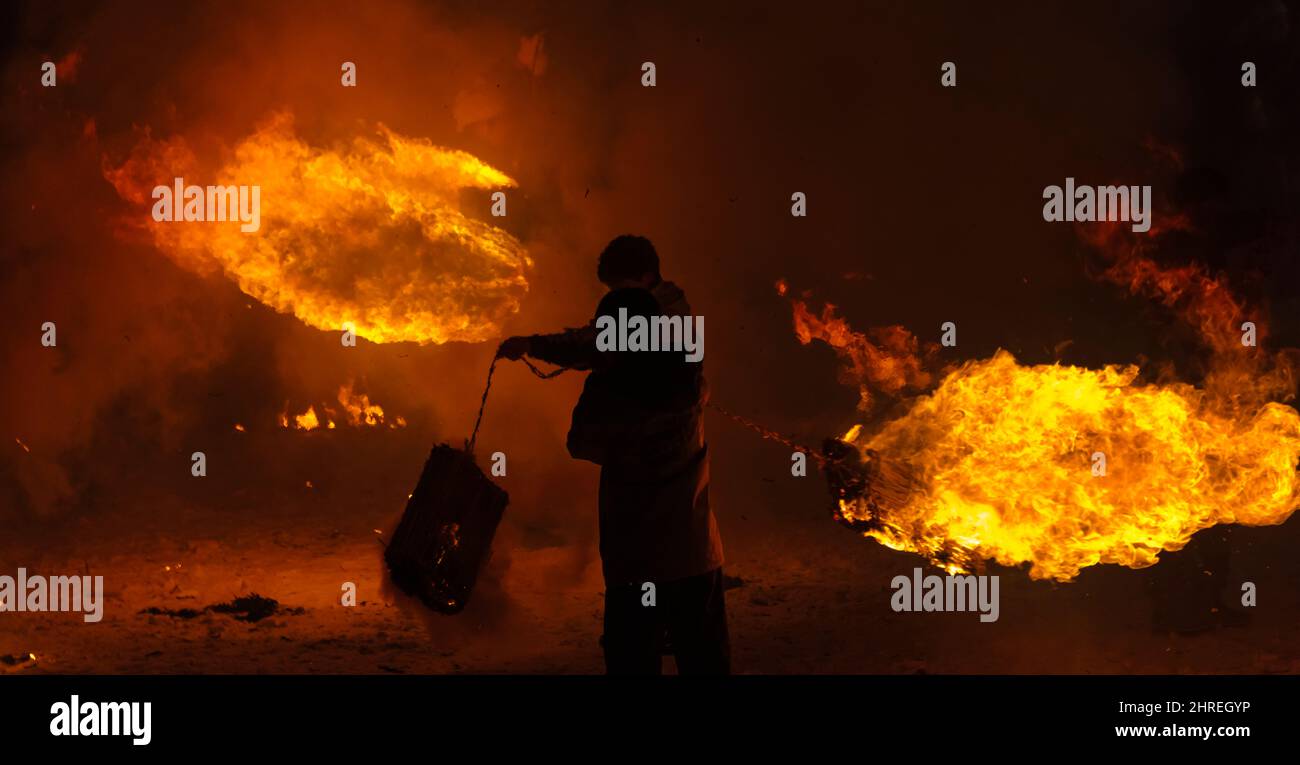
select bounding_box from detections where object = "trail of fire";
[104,113,529,344]
[784,227,1300,582]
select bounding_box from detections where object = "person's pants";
[602,567,731,675]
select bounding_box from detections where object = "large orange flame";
[788,227,1300,581]
[104,113,529,344]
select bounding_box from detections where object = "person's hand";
[496,336,531,361]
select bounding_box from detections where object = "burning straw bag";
[384,357,564,614]
[384,443,507,614]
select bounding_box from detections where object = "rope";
[466,355,568,454]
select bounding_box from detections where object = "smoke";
[0,3,715,650]
[5,0,1294,616]
[0,104,241,519]
[0,0,615,549]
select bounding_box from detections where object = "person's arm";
[498,324,599,370]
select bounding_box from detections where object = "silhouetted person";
[497,236,728,674]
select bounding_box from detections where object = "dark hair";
[597,235,660,285]
[593,286,660,329]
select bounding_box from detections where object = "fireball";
[833,350,1300,580]
[104,113,529,344]
[786,225,1300,581]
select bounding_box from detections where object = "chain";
[705,402,827,465]
[468,356,821,466]
[467,356,568,454]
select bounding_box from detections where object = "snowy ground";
[5,448,1299,675]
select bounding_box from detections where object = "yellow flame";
[841,350,1300,580]
[294,407,322,431]
[790,221,1300,581]
[337,382,385,426]
[104,113,530,344]
[279,384,406,430]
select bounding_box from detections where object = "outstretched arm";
[497,324,599,370]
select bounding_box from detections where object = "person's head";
[597,235,660,289]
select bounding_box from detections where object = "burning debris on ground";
[0,652,39,671]
[277,383,408,431]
